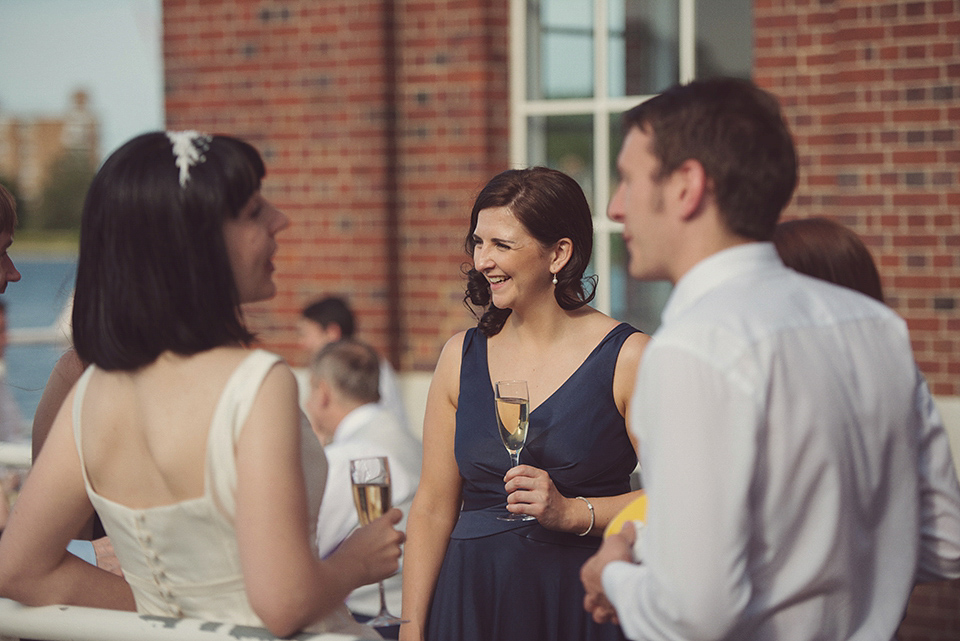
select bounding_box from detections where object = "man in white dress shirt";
[580,77,960,640]
[306,338,421,623]
[298,296,411,435]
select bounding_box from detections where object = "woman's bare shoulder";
[436,330,468,367]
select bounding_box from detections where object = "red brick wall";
[754,0,960,396]
[163,0,509,372]
[754,2,960,637]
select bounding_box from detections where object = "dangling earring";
[552,273,558,286]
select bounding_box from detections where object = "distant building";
[0,89,99,204]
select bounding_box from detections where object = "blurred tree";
[34,151,94,230]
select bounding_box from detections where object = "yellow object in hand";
[604,493,647,538]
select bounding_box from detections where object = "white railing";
[8,294,73,348]
[0,598,365,641]
[0,441,30,469]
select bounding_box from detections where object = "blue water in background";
[4,254,77,430]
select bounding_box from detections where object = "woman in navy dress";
[400,167,649,641]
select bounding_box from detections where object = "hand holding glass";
[349,456,407,627]
[495,380,535,522]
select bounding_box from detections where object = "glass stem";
[378,580,388,616]
[510,449,520,468]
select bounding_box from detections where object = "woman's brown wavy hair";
[463,167,597,337]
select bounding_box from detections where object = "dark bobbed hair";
[301,296,356,338]
[622,77,798,241]
[773,217,884,303]
[73,132,265,371]
[464,167,596,337]
[0,184,17,234]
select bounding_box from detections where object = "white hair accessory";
[166,130,212,187]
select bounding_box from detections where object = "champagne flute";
[495,380,535,522]
[349,456,407,627]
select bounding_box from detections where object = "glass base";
[367,613,408,627]
[497,512,536,522]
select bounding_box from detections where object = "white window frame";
[508,0,696,314]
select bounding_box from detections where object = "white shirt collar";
[332,402,381,444]
[661,242,783,327]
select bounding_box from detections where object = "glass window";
[526,0,595,100]
[696,0,753,79]
[512,0,753,333]
[527,114,594,203]
[609,0,679,97]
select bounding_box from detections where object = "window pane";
[526,0,594,100]
[610,233,672,334]
[696,0,753,79]
[609,111,624,182]
[526,114,594,205]
[609,0,679,97]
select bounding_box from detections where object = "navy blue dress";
[425,323,639,641]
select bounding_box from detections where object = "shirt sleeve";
[378,359,411,434]
[603,344,758,640]
[314,444,360,559]
[913,372,960,582]
[66,539,96,565]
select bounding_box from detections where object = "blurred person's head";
[0,185,21,294]
[299,296,356,354]
[73,131,289,371]
[464,166,596,337]
[305,338,381,445]
[773,217,884,303]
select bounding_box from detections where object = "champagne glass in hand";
[349,456,407,627]
[495,380,535,522]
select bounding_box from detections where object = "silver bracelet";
[575,496,595,537]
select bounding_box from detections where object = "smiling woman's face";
[471,206,553,311]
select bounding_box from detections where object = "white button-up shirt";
[315,402,422,616]
[604,242,960,640]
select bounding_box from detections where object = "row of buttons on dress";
[135,512,184,617]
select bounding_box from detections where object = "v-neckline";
[484,322,626,415]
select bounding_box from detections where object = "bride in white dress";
[0,131,403,639]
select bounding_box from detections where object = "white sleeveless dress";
[72,349,377,638]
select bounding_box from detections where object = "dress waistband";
[451,506,601,549]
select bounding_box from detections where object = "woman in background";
[772,216,884,302]
[0,131,402,639]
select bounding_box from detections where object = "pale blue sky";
[0,0,164,160]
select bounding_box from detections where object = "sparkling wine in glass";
[495,380,535,522]
[349,456,407,627]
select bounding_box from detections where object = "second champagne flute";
[495,380,535,522]
[349,456,407,627]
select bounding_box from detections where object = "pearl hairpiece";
[166,130,212,188]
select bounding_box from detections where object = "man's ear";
[322,324,343,342]
[314,379,333,408]
[673,159,708,221]
[550,238,573,277]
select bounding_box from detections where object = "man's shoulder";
[674,265,895,329]
[653,267,905,363]
[339,406,419,449]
